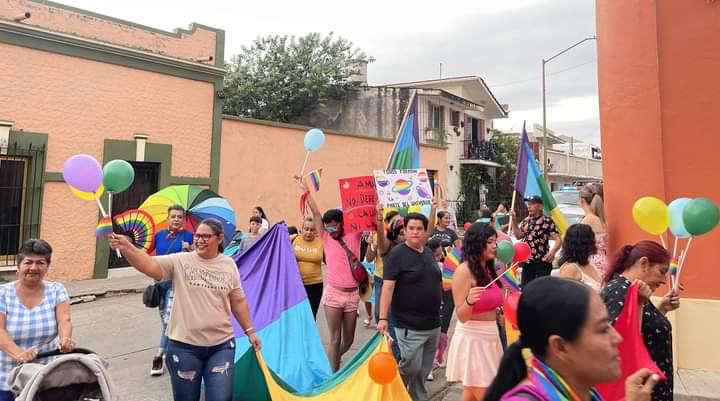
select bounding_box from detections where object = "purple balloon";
[62,154,103,193]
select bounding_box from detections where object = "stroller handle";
[36,347,95,359]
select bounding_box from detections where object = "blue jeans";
[373,276,401,360]
[166,339,235,401]
[157,281,174,353]
[0,390,14,401]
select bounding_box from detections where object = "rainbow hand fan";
[95,216,113,237]
[113,209,156,253]
[442,247,462,291]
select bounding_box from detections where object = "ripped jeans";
[166,339,235,401]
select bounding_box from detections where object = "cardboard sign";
[339,176,378,233]
[373,169,434,209]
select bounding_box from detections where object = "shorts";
[321,285,360,312]
[446,320,503,387]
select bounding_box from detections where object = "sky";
[61,0,600,145]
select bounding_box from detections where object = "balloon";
[420,204,432,217]
[682,198,720,236]
[62,154,103,193]
[632,197,669,235]
[496,240,515,264]
[463,222,472,231]
[668,198,691,238]
[69,184,104,201]
[513,242,531,263]
[103,160,135,193]
[304,128,326,152]
[503,291,521,330]
[368,351,397,385]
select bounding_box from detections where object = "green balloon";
[103,160,135,193]
[496,240,515,264]
[682,198,720,236]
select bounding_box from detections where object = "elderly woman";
[485,277,660,401]
[0,239,74,401]
[111,218,261,401]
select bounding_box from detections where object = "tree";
[223,33,372,122]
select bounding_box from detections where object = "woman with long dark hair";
[558,224,602,291]
[485,277,659,401]
[252,206,270,233]
[446,222,503,401]
[601,241,679,401]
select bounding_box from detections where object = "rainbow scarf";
[530,357,603,401]
[306,168,322,192]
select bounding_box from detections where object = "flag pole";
[508,190,518,234]
[386,90,418,169]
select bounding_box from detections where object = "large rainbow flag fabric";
[231,223,332,398]
[514,123,569,234]
[387,93,420,170]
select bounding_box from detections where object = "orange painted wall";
[0,0,219,63]
[219,117,448,227]
[0,42,214,280]
[597,0,720,300]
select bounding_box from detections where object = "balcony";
[460,139,499,164]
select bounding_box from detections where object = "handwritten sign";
[339,176,377,234]
[374,169,433,209]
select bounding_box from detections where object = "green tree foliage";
[223,33,372,122]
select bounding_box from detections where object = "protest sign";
[339,176,377,233]
[373,169,434,209]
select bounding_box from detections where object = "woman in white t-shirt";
[111,218,260,401]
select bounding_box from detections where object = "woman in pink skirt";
[446,222,504,401]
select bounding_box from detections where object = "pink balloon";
[62,154,103,193]
[513,242,531,263]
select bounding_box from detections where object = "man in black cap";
[510,195,561,286]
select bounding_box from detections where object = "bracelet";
[244,327,255,334]
[378,318,388,321]
[465,295,476,306]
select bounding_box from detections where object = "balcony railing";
[460,139,498,162]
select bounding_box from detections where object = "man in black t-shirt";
[378,213,442,401]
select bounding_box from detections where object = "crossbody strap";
[336,237,361,283]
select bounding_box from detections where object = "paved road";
[72,293,450,401]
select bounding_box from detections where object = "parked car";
[552,189,584,226]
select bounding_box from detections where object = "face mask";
[324,225,338,233]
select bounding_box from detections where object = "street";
[71,292,449,401]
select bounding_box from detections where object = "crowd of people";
[0,181,682,401]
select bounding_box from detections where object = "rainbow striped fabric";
[669,256,679,276]
[387,94,420,169]
[514,123,569,234]
[442,247,462,291]
[306,168,322,192]
[500,264,521,292]
[94,216,113,237]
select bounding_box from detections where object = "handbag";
[143,283,161,308]
[337,238,369,286]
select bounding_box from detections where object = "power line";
[491,59,596,88]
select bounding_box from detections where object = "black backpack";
[142,283,161,308]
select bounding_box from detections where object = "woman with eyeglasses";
[110,218,260,401]
[291,216,324,320]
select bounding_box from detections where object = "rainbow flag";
[669,257,679,276]
[95,216,113,237]
[306,168,322,192]
[442,247,462,291]
[500,264,521,292]
[386,93,420,169]
[514,122,569,234]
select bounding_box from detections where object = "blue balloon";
[668,197,691,238]
[420,204,432,217]
[304,128,326,152]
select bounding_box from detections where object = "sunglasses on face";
[324,225,338,233]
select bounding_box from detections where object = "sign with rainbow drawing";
[373,169,433,209]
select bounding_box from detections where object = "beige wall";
[0,0,218,63]
[219,117,448,227]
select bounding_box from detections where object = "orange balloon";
[368,351,397,385]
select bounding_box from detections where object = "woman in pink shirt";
[299,179,366,372]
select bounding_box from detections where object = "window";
[427,102,445,129]
[450,110,461,127]
[0,156,27,262]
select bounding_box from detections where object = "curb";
[69,287,145,305]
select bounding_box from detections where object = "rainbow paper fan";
[442,247,462,291]
[113,209,156,253]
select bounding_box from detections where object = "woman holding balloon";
[446,222,504,401]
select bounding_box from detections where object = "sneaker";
[150,356,164,376]
[426,371,434,381]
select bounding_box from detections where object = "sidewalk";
[64,270,152,300]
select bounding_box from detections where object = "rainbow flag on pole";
[305,168,322,192]
[514,123,569,234]
[387,92,420,169]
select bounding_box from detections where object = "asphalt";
[65,271,719,401]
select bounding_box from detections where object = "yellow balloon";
[69,184,104,201]
[632,196,669,235]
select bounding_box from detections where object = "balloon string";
[659,234,666,249]
[94,195,108,217]
[108,192,122,258]
[672,236,678,258]
[674,237,693,291]
[299,151,310,177]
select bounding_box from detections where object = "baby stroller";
[7,348,118,401]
